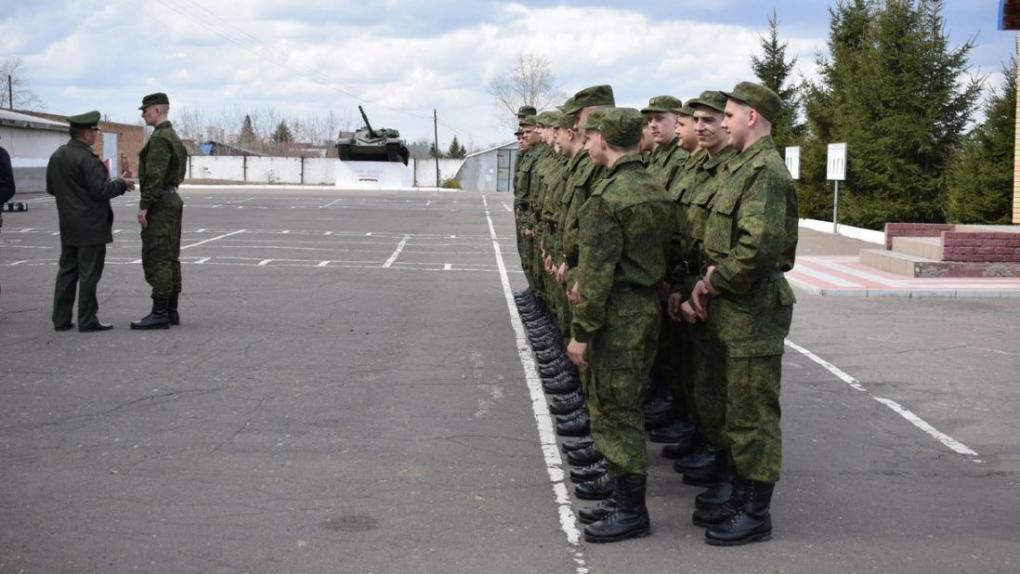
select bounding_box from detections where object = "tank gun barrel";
[358,105,377,138]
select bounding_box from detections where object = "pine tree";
[800,0,982,229]
[447,136,467,158]
[239,115,256,146]
[751,10,803,150]
[429,142,443,158]
[945,59,1016,223]
[272,120,293,144]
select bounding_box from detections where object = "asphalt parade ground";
[1,187,1018,574]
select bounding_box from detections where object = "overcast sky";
[1,0,1015,149]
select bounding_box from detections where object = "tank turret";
[336,106,410,165]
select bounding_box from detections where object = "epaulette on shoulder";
[590,177,611,197]
[752,156,767,170]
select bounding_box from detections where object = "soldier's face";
[141,105,158,127]
[693,108,726,153]
[639,125,654,154]
[674,116,698,152]
[524,127,541,145]
[556,127,575,155]
[722,100,750,151]
[585,131,608,166]
[646,112,677,145]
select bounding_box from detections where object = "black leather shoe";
[78,321,113,332]
[648,418,695,443]
[549,395,585,416]
[570,458,607,483]
[574,473,616,500]
[131,301,170,330]
[584,475,650,543]
[704,479,774,546]
[566,444,602,467]
[556,411,590,437]
[54,322,75,331]
[578,497,617,525]
[661,432,702,460]
[561,437,594,453]
[673,446,718,474]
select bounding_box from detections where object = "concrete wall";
[0,126,68,193]
[410,158,463,187]
[185,157,381,186]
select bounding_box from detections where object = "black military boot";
[536,347,565,365]
[168,292,180,326]
[566,444,602,466]
[692,476,740,527]
[583,475,651,543]
[543,374,580,396]
[577,496,617,525]
[673,445,718,474]
[539,359,572,378]
[683,448,729,487]
[704,479,774,546]
[569,458,607,483]
[661,431,703,460]
[556,410,590,437]
[647,417,695,443]
[561,437,594,453]
[548,392,585,415]
[695,473,735,511]
[130,300,170,330]
[574,472,616,500]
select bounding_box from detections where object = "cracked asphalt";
[1,188,1018,574]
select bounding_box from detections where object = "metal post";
[833,180,840,233]
[7,75,12,110]
[433,109,440,187]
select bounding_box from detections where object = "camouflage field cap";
[517,104,537,118]
[686,90,728,113]
[514,129,524,137]
[640,95,683,114]
[563,84,615,114]
[67,110,101,128]
[553,110,575,129]
[520,115,538,127]
[674,103,696,117]
[722,81,782,123]
[535,110,562,127]
[581,107,643,147]
[139,92,170,109]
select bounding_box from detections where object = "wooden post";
[1014,34,1020,223]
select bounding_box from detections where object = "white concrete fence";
[186,156,464,187]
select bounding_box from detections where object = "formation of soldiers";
[511,82,799,545]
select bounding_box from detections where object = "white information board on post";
[827,143,847,181]
[784,146,800,180]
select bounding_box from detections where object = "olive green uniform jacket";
[46,139,128,246]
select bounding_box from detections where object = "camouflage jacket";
[571,154,672,343]
[647,137,688,188]
[559,150,603,286]
[515,144,547,228]
[669,146,737,296]
[539,154,568,257]
[702,136,798,296]
[46,139,128,246]
[139,121,187,210]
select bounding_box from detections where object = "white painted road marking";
[181,229,246,250]
[257,259,273,266]
[443,263,452,271]
[784,339,980,460]
[322,199,343,208]
[481,195,588,573]
[382,234,410,268]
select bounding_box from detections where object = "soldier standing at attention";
[688,82,798,546]
[566,108,672,543]
[132,93,188,330]
[47,111,134,332]
[641,95,687,186]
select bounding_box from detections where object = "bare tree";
[0,58,45,110]
[487,52,564,129]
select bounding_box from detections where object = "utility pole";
[7,75,12,110]
[433,109,441,187]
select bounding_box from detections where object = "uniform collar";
[606,153,644,177]
[727,135,775,172]
[154,120,173,130]
[704,146,736,170]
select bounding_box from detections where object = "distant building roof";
[0,109,68,132]
[464,140,517,159]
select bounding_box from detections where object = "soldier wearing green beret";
[47,111,135,332]
[131,92,188,330]
[663,91,739,489]
[566,108,672,543]
[686,81,798,546]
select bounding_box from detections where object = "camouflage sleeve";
[140,135,172,209]
[709,168,791,295]
[80,154,126,201]
[571,196,621,343]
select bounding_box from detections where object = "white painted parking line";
[444,263,452,271]
[196,228,207,233]
[180,229,246,250]
[19,228,34,232]
[321,199,343,208]
[130,259,142,264]
[317,260,330,267]
[425,200,432,207]
[113,229,122,234]
[481,195,587,570]
[784,339,980,461]
[10,260,28,266]
[324,231,332,236]
[281,230,291,234]
[195,257,211,264]
[51,232,60,236]
[365,232,373,236]
[502,202,512,213]
[382,234,410,268]
[258,259,273,266]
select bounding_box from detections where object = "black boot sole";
[584,526,651,543]
[704,530,772,546]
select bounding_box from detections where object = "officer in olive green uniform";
[566,108,672,544]
[132,93,188,330]
[667,91,739,487]
[48,111,134,332]
[687,82,798,546]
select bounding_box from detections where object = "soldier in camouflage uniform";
[666,92,739,490]
[565,108,672,544]
[686,82,798,546]
[514,117,541,288]
[47,111,134,332]
[131,93,188,330]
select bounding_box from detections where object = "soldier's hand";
[680,300,699,324]
[555,263,567,284]
[123,179,136,192]
[137,208,148,229]
[690,280,711,320]
[567,282,581,305]
[666,292,683,322]
[567,339,588,368]
[523,229,534,238]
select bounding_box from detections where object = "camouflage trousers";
[712,277,795,483]
[141,192,183,304]
[517,229,534,286]
[587,289,660,478]
[690,321,726,449]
